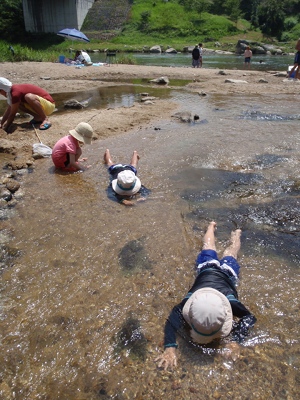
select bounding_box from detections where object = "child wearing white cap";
[104,149,150,206]
[155,221,256,371]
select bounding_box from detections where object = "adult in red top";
[0,77,55,133]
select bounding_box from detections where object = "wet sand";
[0,61,298,168]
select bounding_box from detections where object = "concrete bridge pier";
[23,0,95,33]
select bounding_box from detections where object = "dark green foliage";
[139,11,151,31]
[257,0,285,40]
[0,0,25,41]
[284,17,298,31]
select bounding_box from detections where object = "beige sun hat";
[69,122,93,145]
[112,170,141,196]
[182,287,233,344]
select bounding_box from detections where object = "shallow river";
[1,86,300,399]
[92,52,293,71]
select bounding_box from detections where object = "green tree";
[180,0,212,14]
[209,0,226,15]
[257,0,285,39]
[224,0,241,24]
[139,11,151,31]
[0,0,25,41]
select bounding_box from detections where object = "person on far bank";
[155,221,256,371]
[104,148,150,206]
[243,46,252,69]
[192,45,200,68]
[198,43,203,67]
[0,77,55,133]
[51,122,93,172]
[288,38,300,79]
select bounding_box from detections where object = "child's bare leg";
[223,229,242,259]
[104,149,114,166]
[202,221,217,251]
[130,150,140,168]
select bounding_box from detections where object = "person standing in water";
[198,43,203,67]
[288,38,300,79]
[192,45,200,68]
[155,221,256,371]
[243,46,252,69]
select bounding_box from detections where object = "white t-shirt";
[81,51,91,63]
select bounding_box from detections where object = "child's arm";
[67,153,90,171]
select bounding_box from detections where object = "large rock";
[165,47,177,54]
[150,45,161,53]
[149,76,169,85]
[235,39,286,55]
[225,79,248,84]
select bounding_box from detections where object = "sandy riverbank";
[0,61,298,169]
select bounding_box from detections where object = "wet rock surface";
[118,237,152,272]
[115,315,148,361]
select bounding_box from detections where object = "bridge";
[22,0,95,33]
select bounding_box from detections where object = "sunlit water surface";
[0,88,300,399]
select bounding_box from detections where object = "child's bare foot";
[202,221,217,251]
[133,150,140,160]
[223,229,242,259]
[208,221,217,230]
[104,149,113,165]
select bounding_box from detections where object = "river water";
[92,52,293,71]
[1,85,300,399]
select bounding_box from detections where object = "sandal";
[39,122,52,130]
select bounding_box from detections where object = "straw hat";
[69,122,93,145]
[112,170,141,196]
[182,288,233,344]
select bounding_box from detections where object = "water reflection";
[1,90,300,399]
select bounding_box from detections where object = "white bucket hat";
[0,77,13,105]
[182,288,233,344]
[69,122,93,145]
[0,77,12,93]
[112,170,141,196]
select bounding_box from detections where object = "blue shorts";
[196,249,240,276]
[244,57,251,63]
[108,164,137,180]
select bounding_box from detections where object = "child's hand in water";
[222,342,240,361]
[121,199,135,206]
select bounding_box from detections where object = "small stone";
[171,380,182,390]
[6,179,20,193]
[0,188,12,201]
[213,391,221,399]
